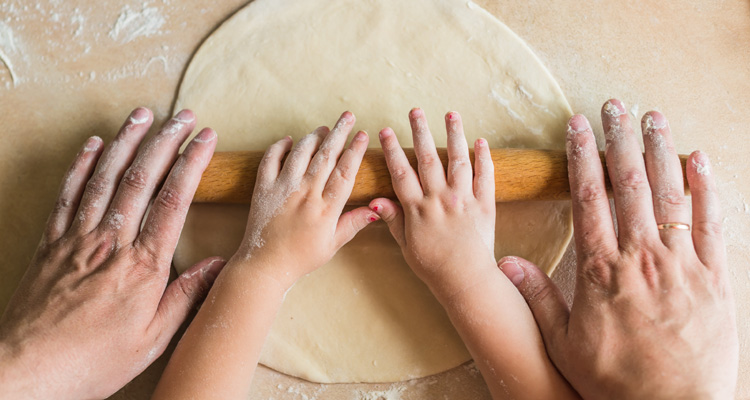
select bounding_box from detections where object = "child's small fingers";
[308,111,356,187]
[323,130,368,205]
[281,127,328,179]
[369,198,406,248]
[410,108,446,195]
[257,136,293,186]
[445,112,472,192]
[473,138,494,203]
[379,127,422,203]
[334,206,380,250]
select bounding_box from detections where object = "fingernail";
[379,128,392,140]
[128,107,149,124]
[203,259,226,282]
[476,138,487,147]
[603,99,626,118]
[641,112,667,134]
[499,258,525,286]
[84,136,102,152]
[193,129,217,144]
[567,114,590,135]
[355,131,368,141]
[692,151,711,176]
[371,204,381,213]
[447,111,457,121]
[368,214,380,223]
[174,109,195,123]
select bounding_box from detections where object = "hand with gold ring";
[497,99,738,399]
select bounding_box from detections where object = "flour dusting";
[693,158,710,176]
[0,21,18,86]
[109,5,165,43]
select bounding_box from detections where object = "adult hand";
[499,99,738,399]
[0,108,226,399]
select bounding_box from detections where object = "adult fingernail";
[641,111,667,134]
[567,114,590,135]
[203,259,226,282]
[499,258,525,286]
[692,151,711,176]
[129,107,150,124]
[174,109,195,123]
[194,129,217,144]
[84,136,102,152]
[603,99,626,118]
[355,131,368,141]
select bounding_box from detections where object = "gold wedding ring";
[657,222,691,231]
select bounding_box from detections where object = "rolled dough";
[173,0,573,383]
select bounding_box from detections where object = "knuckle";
[391,167,410,182]
[655,190,687,208]
[52,197,75,215]
[418,153,438,167]
[695,220,723,237]
[615,168,648,193]
[155,186,186,212]
[333,162,354,182]
[574,181,607,204]
[525,280,557,306]
[581,255,613,287]
[85,175,110,197]
[121,166,149,191]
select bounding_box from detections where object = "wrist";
[224,253,302,292]
[417,254,499,304]
[0,339,42,398]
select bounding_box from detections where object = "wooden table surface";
[1,1,748,398]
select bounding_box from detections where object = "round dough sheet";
[173,0,573,383]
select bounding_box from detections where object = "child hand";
[369,109,496,300]
[231,111,379,288]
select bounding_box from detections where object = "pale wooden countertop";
[1,1,748,398]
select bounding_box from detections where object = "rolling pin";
[192,149,690,204]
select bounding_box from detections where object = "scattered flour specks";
[355,386,405,400]
[109,5,165,43]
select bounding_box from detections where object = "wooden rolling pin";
[192,149,690,204]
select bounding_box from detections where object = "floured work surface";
[173,0,573,384]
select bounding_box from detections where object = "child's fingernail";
[499,259,525,286]
[371,204,381,213]
[368,214,380,223]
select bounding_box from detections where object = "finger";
[379,127,423,203]
[369,198,406,248]
[280,126,328,180]
[333,206,380,250]
[102,110,197,241]
[73,107,153,233]
[44,136,104,243]
[256,136,293,187]
[445,112,472,192]
[641,111,691,249]
[136,128,218,267]
[323,130,368,205]
[498,256,569,352]
[308,111,356,187]
[472,138,494,204]
[686,151,725,269]
[566,114,618,258]
[152,257,226,351]
[601,99,659,245]
[410,108,446,195]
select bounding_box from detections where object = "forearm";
[152,262,289,399]
[433,264,578,400]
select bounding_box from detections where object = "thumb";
[334,206,380,249]
[153,257,227,345]
[498,256,569,351]
[369,198,406,247]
